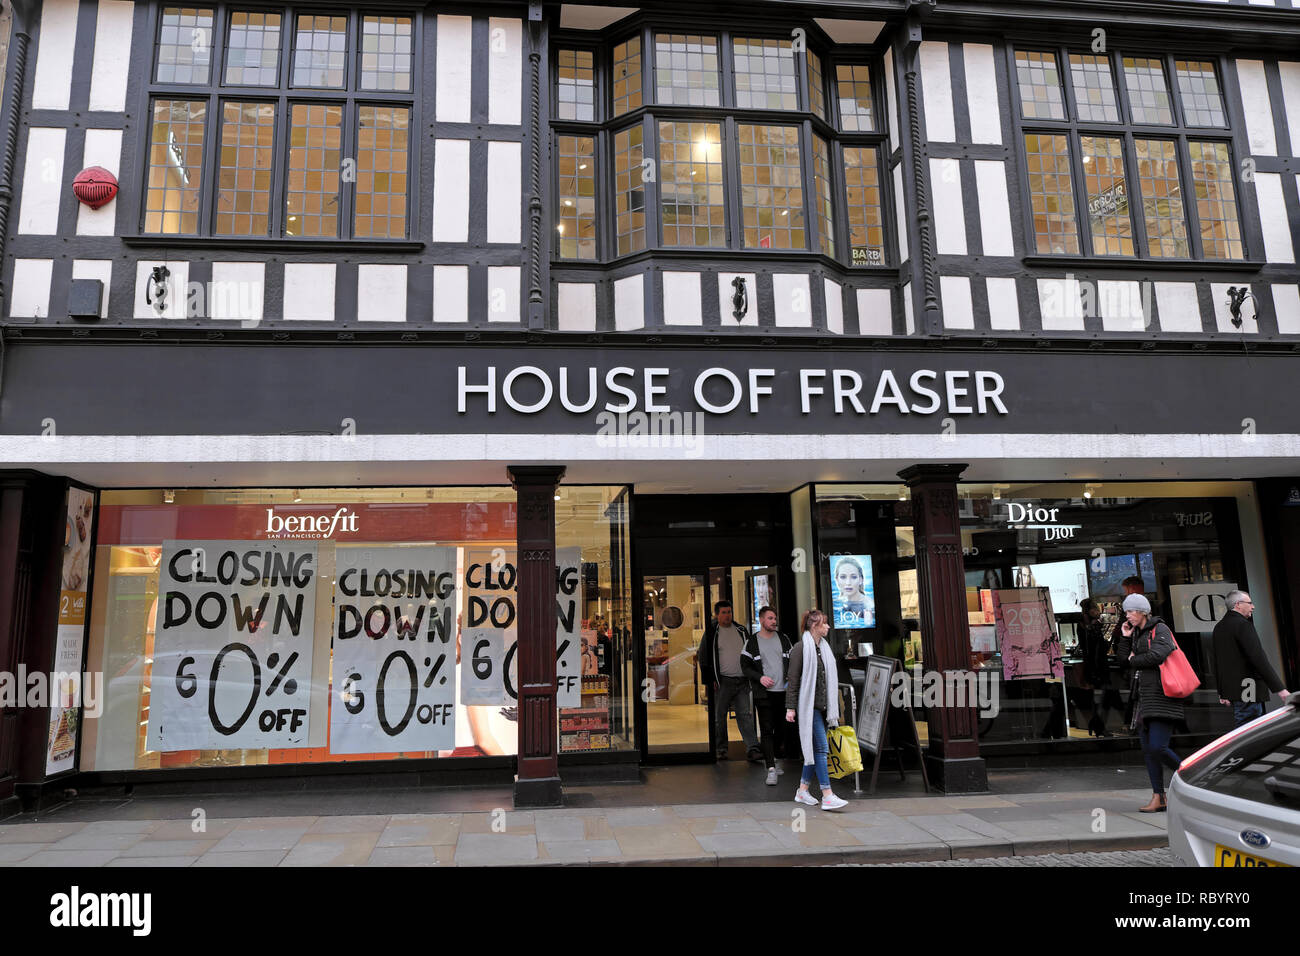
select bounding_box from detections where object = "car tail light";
[1178,707,1293,775]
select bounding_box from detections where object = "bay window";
[550,24,892,266]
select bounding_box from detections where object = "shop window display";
[80,486,633,771]
[807,482,1267,748]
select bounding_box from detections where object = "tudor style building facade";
[1,0,1299,810]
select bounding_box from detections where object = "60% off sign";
[174,643,307,737]
[339,647,453,740]
[329,547,458,754]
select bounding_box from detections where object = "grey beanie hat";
[1122,593,1152,614]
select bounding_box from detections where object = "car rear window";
[1181,710,1300,804]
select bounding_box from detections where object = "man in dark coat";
[1212,590,1289,727]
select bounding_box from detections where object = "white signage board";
[461,547,583,708]
[1169,582,1239,633]
[329,546,458,754]
[147,540,319,751]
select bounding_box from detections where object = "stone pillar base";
[513,774,563,809]
[925,754,989,794]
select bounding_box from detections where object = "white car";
[1167,698,1300,867]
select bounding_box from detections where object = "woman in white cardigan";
[785,609,848,810]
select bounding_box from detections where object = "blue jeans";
[1233,700,1264,728]
[1138,718,1181,795]
[799,708,831,791]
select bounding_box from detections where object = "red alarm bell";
[72,166,118,209]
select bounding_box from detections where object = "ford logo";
[1240,829,1271,849]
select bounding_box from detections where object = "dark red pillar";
[0,472,65,814]
[508,465,566,808]
[898,464,988,793]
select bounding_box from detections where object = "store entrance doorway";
[640,565,782,759]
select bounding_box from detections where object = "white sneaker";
[765,768,778,786]
[775,765,785,775]
[794,789,818,806]
[821,793,848,811]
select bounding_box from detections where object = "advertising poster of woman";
[830,555,875,629]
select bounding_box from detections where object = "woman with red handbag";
[1121,594,1185,813]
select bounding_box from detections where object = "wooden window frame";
[549,19,894,268]
[1008,44,1248,262]
[141,4,418,241]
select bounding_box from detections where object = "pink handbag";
[1159,634,1201,698]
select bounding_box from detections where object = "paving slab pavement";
[0,784,1170,866]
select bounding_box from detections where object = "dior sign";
[1005,502,1081,540]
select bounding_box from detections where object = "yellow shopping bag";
[827,724,862,778]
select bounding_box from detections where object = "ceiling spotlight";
[163,489,175,504]
[554,494,561,501]
[293,489,303,503]
[1083,483,1100,500]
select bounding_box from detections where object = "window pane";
[1189,140,1242,259]
[812,134,834,257]
[557,49,596,120]
[1134,138,1188,257]
[1176,60,1227,128]
[1123,57,1174,125]
[613,124,646,255]
[292,14,347,88]
[836,64,874,132]
[1069,54,1119,123]
[658,121,724,247]
[361,16,413,92]
[653,34,720,106]
[557,135,596,259]
[1080,136,1133,256]
[355,105,409,238]
[225,12,281,86]
[807,50,826,121]
[144,99,206,234]
[156,8,214,84]
[737,124,804,250]
[1015,51,1065,120]
[216,101,275,236]
[842,146,884,264]
[1024,133,1079,254]
[612,37,642,117]
[286,103,342,237]
[733,37,797,111]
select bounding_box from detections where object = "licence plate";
[1214,844,1290,867]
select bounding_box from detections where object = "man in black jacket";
[697,600,761,761]
[1212,590,1289,727]
[740,606,794,784]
